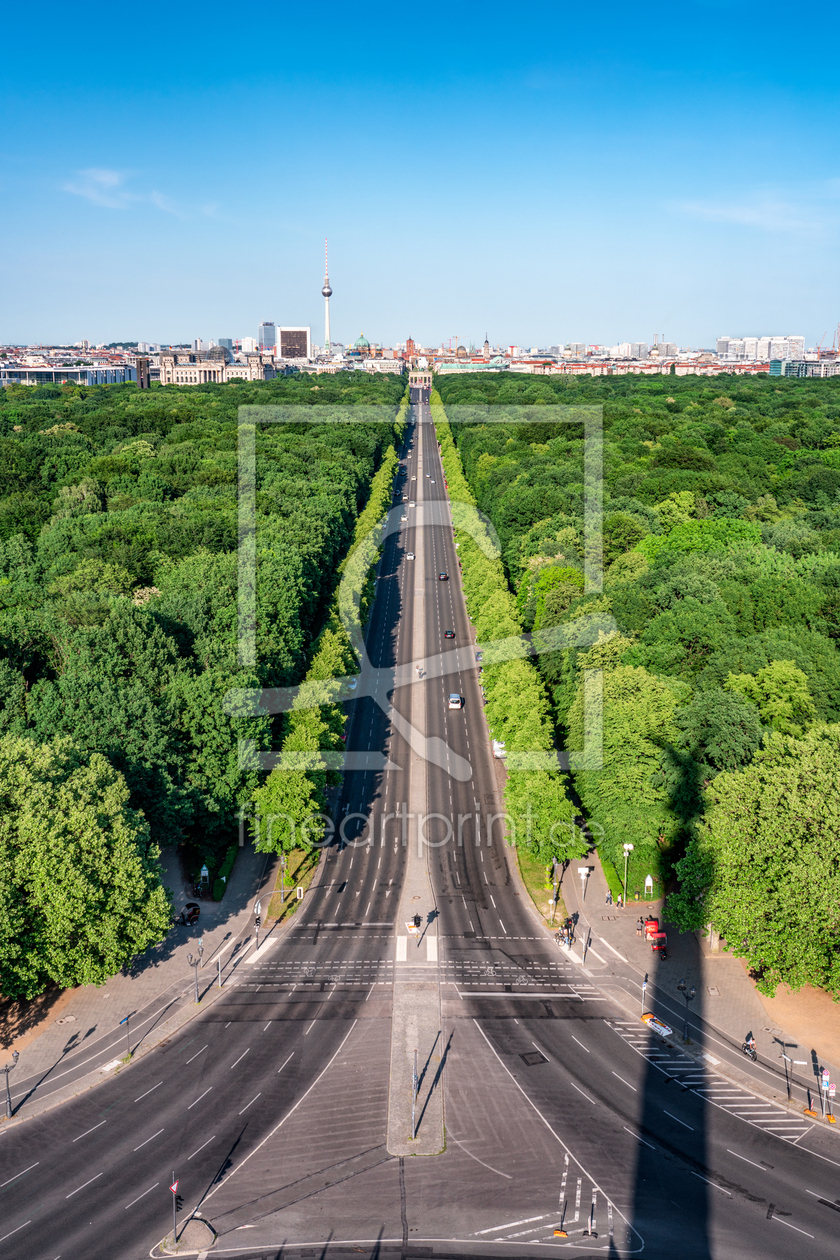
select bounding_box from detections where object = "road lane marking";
[186,1045,208,1064]
[727,1149,765,1170]
[612,1072,637,1091]
[134,1082,163,1102]
[599,938,628,963]
[691,1171,730,1195]
[0,1162,39,1187]
[570,1081,595,1104]
[188,1087,213,1108]
[66,1172,103,1197]
[124,1183,159,1208]
[239,1093,261,1114]
[188,1137,216,1160]
[427,936,438,962]
[623,1127,655,1150]
[476,1215,546,1234]
[572,1036,589,1053]
[230,1048,250,1069]
[770,1214,812,1236]
[263,1022,271,1031]
[73,1120,107,1141]
[396,936,407,961]
[133,1128,164,1151]
[304,1020,317,1035]
[0,1221,31,1244]
[664,1111,694,1130]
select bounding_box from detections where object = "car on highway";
[406,552,415,559]
[409,500,415,506]
[444,630,455,638]
[448,694,464,709]
[401,513,408,520]
[438,572,448,580]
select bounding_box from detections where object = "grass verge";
[267,848,321,921]
[517,848,567,927]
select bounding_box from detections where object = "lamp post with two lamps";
[676,979,696,1043]
[3,1050,20,1120]
[187,939,204,1004]
[622,843,634,905]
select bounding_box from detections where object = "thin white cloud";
[63,168,134,209]
[63,168,201,219]
[672,190,833,235]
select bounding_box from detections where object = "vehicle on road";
[742,1034,757,1061]
[406,552,415,559]
[439,572,449,580]
[444,630,455,638]
[401,514,408,520]
[448,693,464,709]
[178,902,200,926]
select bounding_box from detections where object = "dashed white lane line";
[476,1215,547,1235]
[0,1163,39,1188]
[134,1081,163,1102]
[0,1221,31,1244]
[124,1182,160,1208]
[239,1093,262,1114]
[188,1136,217,1161]
[188,1087,212,1109]
[230,1048,250,1069]
[67,1172,103,1197]
[612,1072,637,1092]
[570,1081,596,1104]
[623,1127,655,1150]
[663,1110,694,1131]
[133,1128,164,1152]
[572,1036,589,1053]
[73,1120,107,1141]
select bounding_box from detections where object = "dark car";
[444,630,455,638]
[438,572,448,581]
[178,902,200,926]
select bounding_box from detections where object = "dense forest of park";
[437,371,840,996]
[0,373,406,996]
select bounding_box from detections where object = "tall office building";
[258,322,276,351]
[322,239,332,354]
[218,338,233,353]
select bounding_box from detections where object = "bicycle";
[741,1041,757,1062]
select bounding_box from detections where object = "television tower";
[321,239,332,355]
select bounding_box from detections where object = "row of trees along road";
[0,373,406,997]
[437,371,840,997]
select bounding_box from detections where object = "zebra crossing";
[606,1018,813,1142]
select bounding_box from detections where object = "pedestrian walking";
[605,890,613,906]
[617,894,623,909]
[636,917,644,937]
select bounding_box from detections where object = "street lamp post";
[676,979,696,1043]
[641,978,648,1017]
[255,900,262,953]
[577,866,591,902]
[3,1051,19,1120]
[187,939,204,1004]
[551,858,559,925]
[280,853,287,912]
[622,843,634,905]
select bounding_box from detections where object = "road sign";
[830,1083,836,1098]
[169,1180,179,1194]
[822,1068,830,1088]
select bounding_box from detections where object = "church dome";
[354,332,370,349]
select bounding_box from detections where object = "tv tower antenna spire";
[321,239,332,355]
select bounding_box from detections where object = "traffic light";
[413,914,421,929]
[255,916,261,929]
[175,1194,184,1212]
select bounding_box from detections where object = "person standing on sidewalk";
[606,890,613,906]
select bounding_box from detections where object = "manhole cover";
[56,1015,77,1024]
[521,1051,547,1066]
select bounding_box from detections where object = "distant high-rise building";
[218,338,233,353]
[241,337,258,353]
[258,322,276,351]
[277,327,311,360]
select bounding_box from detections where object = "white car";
[409,501,415,506]
[406,552,415,559]
[401,514,407,521]
[448,694,464,710]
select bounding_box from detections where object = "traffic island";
[159,1215,217,1254]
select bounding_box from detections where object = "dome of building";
[354,333,370,349]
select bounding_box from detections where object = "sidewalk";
[0,841,278,1119]
[558,850,840,1120]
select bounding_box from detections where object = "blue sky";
[2,0,839,349]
